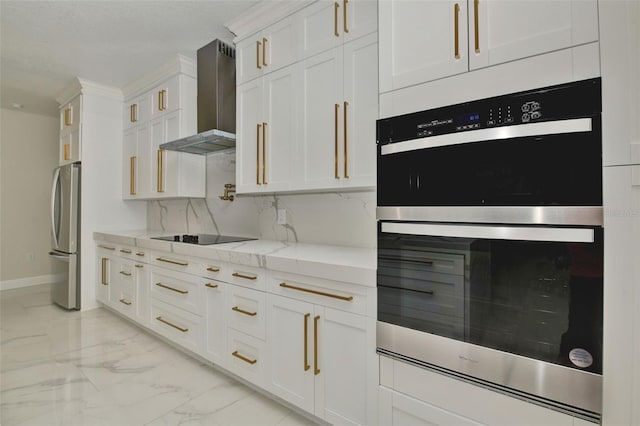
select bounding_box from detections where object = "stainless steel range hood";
[160,39,236,155]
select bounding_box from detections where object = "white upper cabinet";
[380,0,599,93]
[121,60,205,200]
[236,15,300,85]
[59,95,82,165]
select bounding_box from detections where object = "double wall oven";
[376,78,603,419]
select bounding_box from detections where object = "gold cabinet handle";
[136,252,145,257]
[314,315,320,375]
[156,316,188,333]
[135,264,144,268]
[334,104,340,179]
[454,3,460,59]
[119,298,132,306]
[156,257,188,266]
[130,104,134,123]
[232,306,257,317]
[162,89,167,110]
[262,37,267,66]
[232,272,258,280]
[256,123,262,185]
[343,0,349,33]
[232,350,257,365]
[474,0,480,53]
[343,101,349,178]
[279,282,354,301]
[129,155,136,195]
[158,90,162,111]
[98,245,116,251]
[206,267,220,272]
[101,258,108,285]
[157,149,165,193]
[262,122,267,184]
[64,107,72,126]
[119,271,132,276]
[304,313,310,371]
[334,2,340,37]
[155,282,189,294]
[205,283,219,289]
[256,40,262,69]
[120,249,132,254]
[64,143,71,161]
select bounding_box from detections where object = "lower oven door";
[377,221,603,416]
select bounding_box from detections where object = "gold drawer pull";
[98,245,115,251]
[232,350,257,365]
[206,267,220,272]
[135,264,144,268]
[205,283,219,289]
[119,271,132,276]
[454,3,460,59]
[156,316,188,333]
[136,252,145,257]
[156,257,188,266]
[279,283,353,302]
[155,282,189,294]
[120,249,132,254]
[474,0,480,53]
[232,306,257,317]
[119,299,132,306]
[232,272,257,281]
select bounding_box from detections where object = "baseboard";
[0,274,63,291]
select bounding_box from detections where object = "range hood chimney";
[160,39,236,155]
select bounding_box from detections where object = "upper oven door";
[377,117,602,207]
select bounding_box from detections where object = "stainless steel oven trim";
[380,222,594,243]
[377,321,602,415]
[377,206,603,226]
[380,118,593,156]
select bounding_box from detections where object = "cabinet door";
[262,64,298,192]
[300,47,343,190]
[379,387,485,426]
[300,0,344,59]
[267,294,316,414]
[134,262,149,326]
[469,0,599,70]
[236,79,264,193]
[123,129,139,199]
[315,307,376,426]
[150,113,182,197]
[151,75,181,117]
[203,280,227,367]
[236,34,265,85]
[379,0,469,93]
[95,252,113,304]
[342,34,377,189]
[150,117,165,196]
[342,0,378,43]
[60,125,81,165]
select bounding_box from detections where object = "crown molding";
[226,0,316,41]
[121,54,197,100]
[56,78,123,106]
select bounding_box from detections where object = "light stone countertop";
[93,230,376,287]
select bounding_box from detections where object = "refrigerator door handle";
[48,251,69,262]
[51,167,60,249]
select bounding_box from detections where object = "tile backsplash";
[147,151,376,249]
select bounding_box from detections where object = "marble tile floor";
[0,284,318,426]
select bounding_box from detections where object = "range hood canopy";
[161,39,236,155]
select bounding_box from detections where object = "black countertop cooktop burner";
[151,234,257,245]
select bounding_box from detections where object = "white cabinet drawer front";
[227,329,266,388]
[150,299,203,354]
[151,253,203,276]
[270,272,368,316]
[227,285,266,340]
[117,287,136,318]
[150,267,204,315]
[224,264,265,291]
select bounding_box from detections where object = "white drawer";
[224,264,265,291]
[227,285,266,340]
[117,286,136,318]
[150,266,204,315]
[227,328,266,388]
[151,253,200,275]
[150,299,203,354]
[269,271,371,316]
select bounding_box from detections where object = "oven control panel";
[377,78,601,145]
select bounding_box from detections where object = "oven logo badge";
[569,348,594,368]
[458,355,479,364]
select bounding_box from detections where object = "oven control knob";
[173,235,180,242]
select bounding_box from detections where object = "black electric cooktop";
[151,234,257,245]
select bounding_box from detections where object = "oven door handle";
[380,222,594,243]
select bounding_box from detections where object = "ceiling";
[0,0,259,117]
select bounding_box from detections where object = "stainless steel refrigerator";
[49,162,81,309]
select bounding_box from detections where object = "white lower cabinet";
[203,279,227,367]
[150,298,203,354]
[267,293,377,426]
[227,328,266,387]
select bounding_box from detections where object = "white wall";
[0,108,64,288]
[147,150,376,249]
